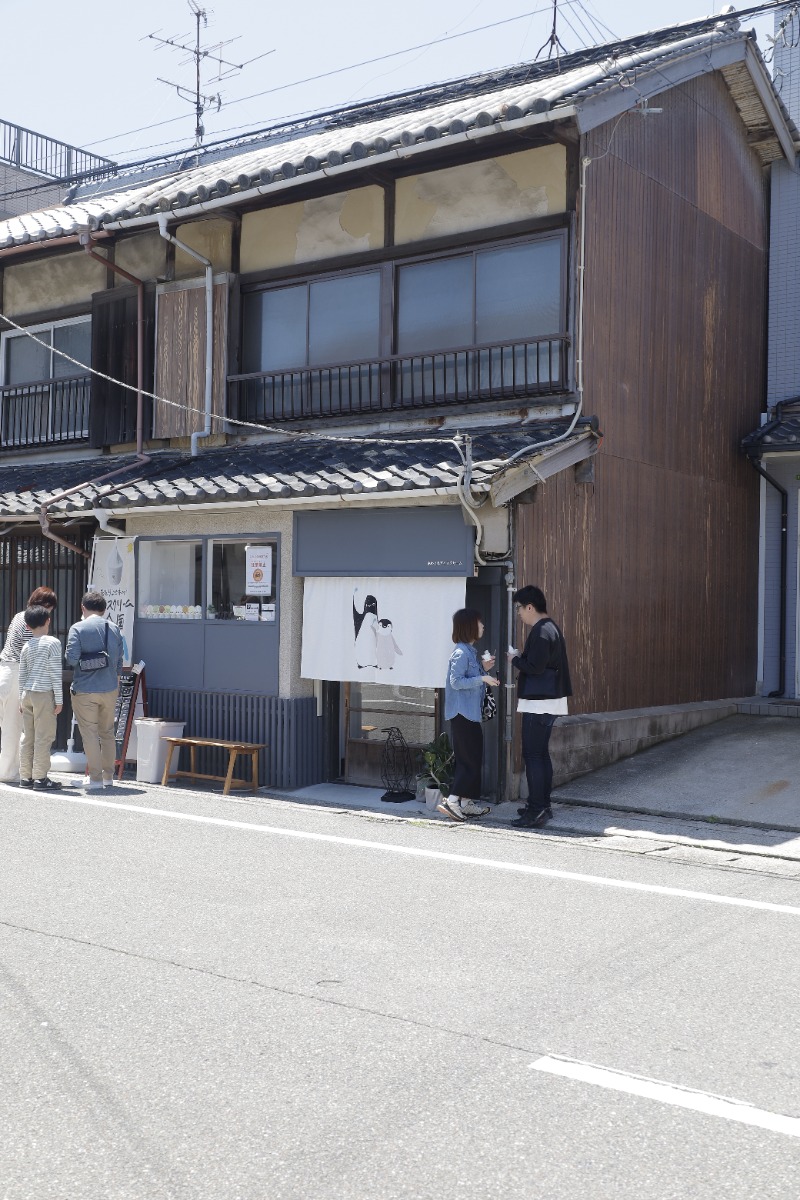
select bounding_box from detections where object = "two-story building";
[0,16,794,796]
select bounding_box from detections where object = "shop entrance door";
[343,682,438,787]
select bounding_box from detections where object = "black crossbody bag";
[78,621,110,672]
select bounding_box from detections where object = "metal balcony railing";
[0,376,91,448]
[0,119,115,180]
[228,334,570,425]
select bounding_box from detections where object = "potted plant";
[418,732,454,810]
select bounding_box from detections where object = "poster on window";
[245,545,273,596]
[301,576,466,688]
[88,537,136,668]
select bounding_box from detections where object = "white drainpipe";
[157,214,214,457]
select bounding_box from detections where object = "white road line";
[24,790,800,917]
[530,1056,800,1138]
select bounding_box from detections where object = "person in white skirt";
[0,586,58,783]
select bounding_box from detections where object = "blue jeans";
[521,713,557,812]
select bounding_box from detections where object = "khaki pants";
[0,660,22,781]
[71,689,118,783]
[20,690,58,782]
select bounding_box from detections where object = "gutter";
[156,214,214,457]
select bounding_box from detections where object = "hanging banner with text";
[245,545,273,596]
[88,537,137,669]
[301,576,466,688]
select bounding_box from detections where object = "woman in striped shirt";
[0,586,57,782]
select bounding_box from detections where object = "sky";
[0,0,779,168]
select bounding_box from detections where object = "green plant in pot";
[418,732,454,799]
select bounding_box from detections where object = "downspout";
[38,241,152,557]
[749,456,787,697]
[156,214,214,457]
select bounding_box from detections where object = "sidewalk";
[23,713,800,866]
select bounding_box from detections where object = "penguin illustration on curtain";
[376,619,403,670]
[353,588,379,668]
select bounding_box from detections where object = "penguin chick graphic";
[353,588,379,668]
[376,618,403,670]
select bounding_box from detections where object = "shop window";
[207,540,277,621]
[138,540,202,618]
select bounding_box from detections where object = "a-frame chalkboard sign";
[114,664,147,779]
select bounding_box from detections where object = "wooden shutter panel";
[89,285,154,449]
[153,280,228,439]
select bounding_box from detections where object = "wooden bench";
[160,736,267,796]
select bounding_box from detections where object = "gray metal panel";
[293,507,474,577]
[134,622,204,690]
[146,689,324,789]
[204,623,279,694]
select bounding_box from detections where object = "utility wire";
[83,1,580,152]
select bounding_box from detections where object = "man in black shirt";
[507,585,572,828]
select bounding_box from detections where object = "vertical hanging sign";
[245,545,273,596]
[89,536,137,668]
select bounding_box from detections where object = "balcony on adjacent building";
[0,375,91,448]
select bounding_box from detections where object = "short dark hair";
[452,608,482,644]
[81,590,107,613]
[24,605,51,630]
[513,585,547,613]
[28,586,57,609]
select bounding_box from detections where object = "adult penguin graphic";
[353,588,379,668]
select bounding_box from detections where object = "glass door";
[343,682,438,787]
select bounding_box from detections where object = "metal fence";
[0,376,91,448]
[0,119,115,180]
[229,335,570,425]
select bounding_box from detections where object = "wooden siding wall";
[517,73,766,714]
[154,282,228,438]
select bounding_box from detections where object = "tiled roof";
[0,420,597,518]
[743,403,800,452]
[1,22,789,250]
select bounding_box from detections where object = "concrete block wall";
[539,700,740,791]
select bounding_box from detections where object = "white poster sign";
[246,545,273,596]
[88,536,137,668]
[301,577,466,688]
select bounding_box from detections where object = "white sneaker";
[437,795,466,821]
[82,779,103,792]
[102,775,115,789]
[459,798,491,817]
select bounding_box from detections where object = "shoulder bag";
[79,621,110,672]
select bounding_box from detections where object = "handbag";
[481,684,497,721]
[78,621,110,672]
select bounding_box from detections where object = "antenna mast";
[535,0,569,63]
[146,0,274,146]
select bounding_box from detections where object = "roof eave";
[101,105,579,234]
[574,35,797,166]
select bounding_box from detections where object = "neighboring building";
[743,8,800,702]
[0,118,114,220]
[0,16,794,794]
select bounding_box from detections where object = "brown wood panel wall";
[516,72,766,715]
[154,282,228,438]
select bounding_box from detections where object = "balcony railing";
[0,119,115,181]
[0,376,91,449]
[229,335,569,425]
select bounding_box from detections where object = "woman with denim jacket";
[438,608,499,822]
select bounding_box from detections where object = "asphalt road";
[2,784,800,1200]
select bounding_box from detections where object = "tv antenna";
[145,1,274,146]
[535,0,569,63]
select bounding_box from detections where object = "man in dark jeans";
[507,586,572,828]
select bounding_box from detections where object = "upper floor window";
[396,238,563,354]
[1,317,91,447]
[243,271,381,373]
[233,231,567,422]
